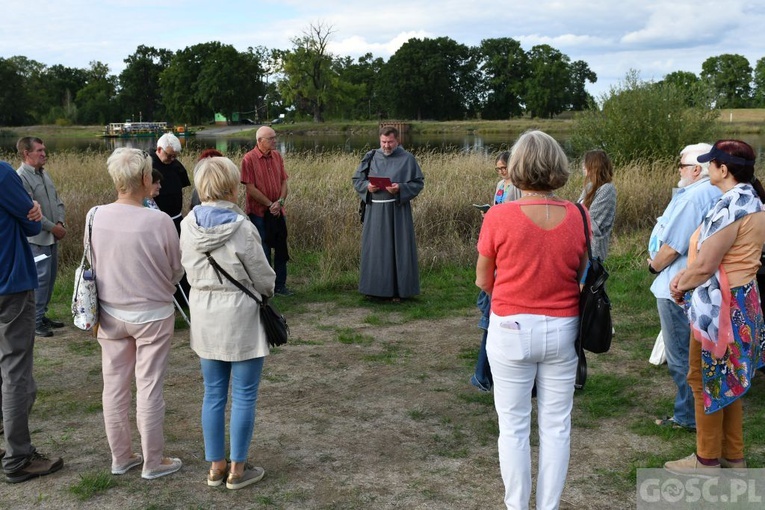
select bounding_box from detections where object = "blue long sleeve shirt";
[0,161,41,295]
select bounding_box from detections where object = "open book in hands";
[369,176,393,189]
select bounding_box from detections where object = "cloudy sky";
[2,0,763,97]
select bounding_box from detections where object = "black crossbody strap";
[575,203,593,261]
[205,252,263,306]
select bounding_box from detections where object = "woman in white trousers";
[476,130,588,509]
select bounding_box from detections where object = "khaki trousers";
[688,336,744,460]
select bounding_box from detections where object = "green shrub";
[571,70,720,164]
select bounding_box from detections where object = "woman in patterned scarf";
[665,140,765,475]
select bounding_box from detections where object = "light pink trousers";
[97,311,174,471]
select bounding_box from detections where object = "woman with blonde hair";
[180,157,275,490]
[578,150,616,262]
[86,148,184,479]
[476,130,588,509]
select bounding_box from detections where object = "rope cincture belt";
[371,199,396,203]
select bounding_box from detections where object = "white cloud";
[620,1,741,47]
[519,34,612,50]
[0,0,763,98]
[330,31,434,59]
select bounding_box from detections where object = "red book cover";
[369,176,393,189]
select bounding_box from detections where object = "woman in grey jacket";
[180,157,275,490]
[578,150,617,261]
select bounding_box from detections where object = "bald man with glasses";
[241,126,292,296]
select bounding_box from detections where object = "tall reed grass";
[1,147,709,278]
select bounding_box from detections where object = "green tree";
[38,65,88,124]
[196,45,266,122]
[571,70,719,165]
[753,57,765,107]
[75,61,118,125]
[161,42,222,124]
[476,37,528,119]
[660,70,705,107]
[118,45,173,122]
[0,58,30,125]
[277,22,338,122]
[567,60,597,111]
[332,53,385,120]
[6,56,47,123]
[379,36,478,120]
[701,54,753,108]
[524,45,571,118]
[160,42,267,124]
[661,70,699,90]
[247,46,278,122]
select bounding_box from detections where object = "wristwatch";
[648,262,660,274]
[278,198,285,206]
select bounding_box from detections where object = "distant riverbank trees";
[1,23,764,126]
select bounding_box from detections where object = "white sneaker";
[142,457,182,480]
[226,465,265,490]
[112,454,143,475]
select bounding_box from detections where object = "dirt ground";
[1,303,646,509]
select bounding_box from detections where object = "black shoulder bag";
[574,203,613,390]
[205,253,289,347]
[358,150,375,224]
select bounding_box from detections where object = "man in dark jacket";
[0,161,64,483]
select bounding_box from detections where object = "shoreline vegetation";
[1,108,763,140]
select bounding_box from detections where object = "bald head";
[256,126,278,154]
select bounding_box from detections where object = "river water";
[0,131,542,157]
[2,131,763,158]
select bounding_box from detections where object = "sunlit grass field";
[0,147,686,273]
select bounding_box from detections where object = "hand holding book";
[369,176,393,189]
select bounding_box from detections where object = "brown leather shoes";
[5,452,64,483]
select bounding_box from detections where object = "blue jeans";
[656,298,696,428]
[30,244,57,327]
[200,357,265,463]
[471,291,493,391]
[249,214,287,290]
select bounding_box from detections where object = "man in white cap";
[647,143,721,432]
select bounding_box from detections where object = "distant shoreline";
[1,109,762,139]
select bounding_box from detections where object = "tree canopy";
[0,27,763,126]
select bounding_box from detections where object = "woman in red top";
[476,130,588,510]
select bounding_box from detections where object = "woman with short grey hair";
[476,130,588,509]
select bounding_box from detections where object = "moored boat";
[101,122,195,138]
